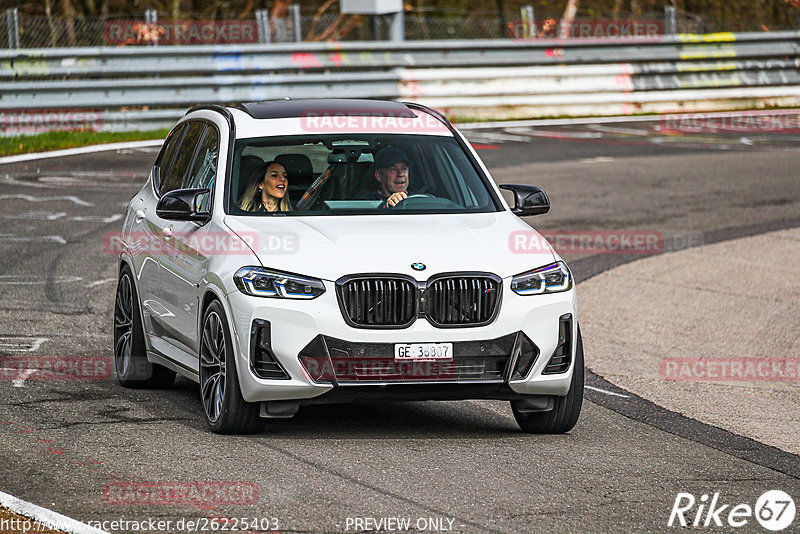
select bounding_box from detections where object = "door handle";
[162,226,173,239]
[135,209,145,222]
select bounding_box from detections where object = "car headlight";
[511,261,572,295]
[234,267,326,299]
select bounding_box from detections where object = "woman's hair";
[238,160,293,212]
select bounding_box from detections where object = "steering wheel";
[389,193,435,209]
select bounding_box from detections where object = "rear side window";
[186,126,219,190]
[156,124,184,193]
[161,122,205,194]
[186,126,220,212]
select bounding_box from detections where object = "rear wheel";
[512,326,584,434]
[113,265,176,388]
[199,300,264,434]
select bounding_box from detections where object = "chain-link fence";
[1,6,798,48]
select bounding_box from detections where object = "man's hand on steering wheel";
[386,191,408,207]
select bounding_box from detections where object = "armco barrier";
[0,32,798,133]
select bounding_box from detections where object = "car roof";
[189,99,455,139]
[233,99,418,120]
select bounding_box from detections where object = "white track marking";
[0,234,67,244]
[0,490,110,534]
[584,123,653,135]
[578,156,616,164]
[11,368,37,388]
[506,127,603,139]
[69,214,123,223]
[0,139,163,165]
[2,211,67,220]
[0,194,93,207]
[585,385,630,398]
[468,131,532,142]
[0,337,48,352]
[0,275,81,285]
[85,278,116,288]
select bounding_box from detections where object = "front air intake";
[250,319,290,379]
[543,314,572,374]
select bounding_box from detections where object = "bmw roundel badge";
[411,262,426,271]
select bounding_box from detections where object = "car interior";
[228,135,494,215]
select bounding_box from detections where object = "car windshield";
[226,134,502,216]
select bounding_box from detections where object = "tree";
[559,0,579,38]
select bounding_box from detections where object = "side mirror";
[499,184,550,216]
[156,188,211,223]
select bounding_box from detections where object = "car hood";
[223,212,556,281]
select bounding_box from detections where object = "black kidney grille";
[339,278,417,327]
[427,276,500,326]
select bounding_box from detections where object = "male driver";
[359,147,411,207]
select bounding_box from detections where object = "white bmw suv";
[113,99,583,434]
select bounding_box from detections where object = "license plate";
[394,343,453,361]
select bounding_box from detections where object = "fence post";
[664,6,677,36]
[256,9,271,44]
[6,8,20,49]
[145,9,159,46]
[289,4,301,42]
[387,11,404,41]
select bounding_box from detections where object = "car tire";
[511,326,584,434]
[199,300,265,434]
[113,265,176,389]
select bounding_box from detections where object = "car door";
[130,123,185,338]
[157,122,219,358]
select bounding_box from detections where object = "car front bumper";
[224,278,578,404]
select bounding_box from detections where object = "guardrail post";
[289,4,302,42]
[256,9,271,44]
[145,9,159,46]
[6,8,20,49]
[664,6,677,36]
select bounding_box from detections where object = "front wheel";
[199,300,264,434]
[511,326,584,434]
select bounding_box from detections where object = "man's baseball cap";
[374,147,411,169]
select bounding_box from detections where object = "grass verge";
[0,130,170,157]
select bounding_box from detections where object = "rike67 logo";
[669,490,795,531]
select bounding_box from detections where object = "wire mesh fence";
[1,6,798,48]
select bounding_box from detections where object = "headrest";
[275,153,314,184]
[238,155,265,199]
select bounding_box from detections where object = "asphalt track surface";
[0,121,799,533]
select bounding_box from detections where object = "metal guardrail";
[0,32,799,133]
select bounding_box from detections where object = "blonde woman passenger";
[239,161,293,213]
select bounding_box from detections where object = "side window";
[160,122,205,195]
[156,124,184,193]
[186,126,219,212]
